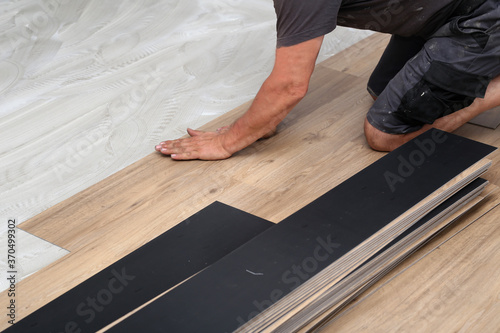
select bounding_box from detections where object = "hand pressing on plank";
[156,125,279,160]
[155,128,233,160]
[155,36,324,161]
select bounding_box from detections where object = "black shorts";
[366,0,500,134]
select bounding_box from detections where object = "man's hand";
[155,128,232,160]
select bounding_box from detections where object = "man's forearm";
[221,36,325,154]
[155,36,324,161]
[221,75,307,154]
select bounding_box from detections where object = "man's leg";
[365,75,500,151]
[364,0,500,151]
[367,35,426,100]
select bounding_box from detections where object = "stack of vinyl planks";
[113,129,496,333]
[5,129,496,333]
[266,178,492,333]
[109,129,495,333]
[296,178,492,332]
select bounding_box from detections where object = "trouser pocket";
[395,60,490,125]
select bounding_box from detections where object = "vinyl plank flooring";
[19,69,376,246]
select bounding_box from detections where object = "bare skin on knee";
[364,75,500,152]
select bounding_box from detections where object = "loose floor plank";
[4,202,273,333]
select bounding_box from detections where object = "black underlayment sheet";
[4,202,273,333]
[106,129,495,333]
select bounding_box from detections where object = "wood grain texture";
[1,33,499,332]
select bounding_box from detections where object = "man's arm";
[155,36,324,160]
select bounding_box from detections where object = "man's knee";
[364,118,406,152]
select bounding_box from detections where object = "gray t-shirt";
[274,0,461,47]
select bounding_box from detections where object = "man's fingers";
[156,127,231,160]
[160,144,188,155]
[157,137,201,155]
[170,151,197,160]
[169,139,189,148]
[160,138,194,149]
